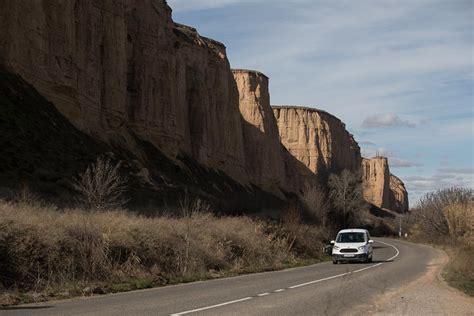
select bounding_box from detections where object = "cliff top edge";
[271,105,337,120]
[174,23,226,49]
[232,69,269,79]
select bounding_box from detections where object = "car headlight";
[358,246,366,251]
[333,245,340,250]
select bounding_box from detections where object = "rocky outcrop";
[232,69,285,193]
[389,174,409,213]
[362,157,391,209]
[0,0,247,182]
[272,106,362,183]
[362,157,408,212]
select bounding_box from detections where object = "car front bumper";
[332,253,368,261]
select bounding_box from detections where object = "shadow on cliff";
[0,68,106,204]
[0,68,289,215]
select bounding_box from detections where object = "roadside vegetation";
[0,199,328,305]
[409,187,473,296]
[0,160,390,305]
[0,157,332,305]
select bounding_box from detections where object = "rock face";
[362,157,408,212]
[272,106,362,183]
[0,0,247,182]
[389,174,409,213]
[362,157,391,209]
[0,0,409,214]
[232,69,285,192]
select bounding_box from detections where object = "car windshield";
[336,232,366,243]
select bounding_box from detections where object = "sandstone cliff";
[232,69,285,193]
[272,106,362,183]
[362,157,408,212]
[0,0,247,182]
[389,174,409,213]
[362,157,391,209]
[0,0,409,215]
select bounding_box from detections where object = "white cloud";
[170,0,474,207]
[362,113,416,128]
[390,158,423,168]
[438,168,474,174]
[359,141,376,146]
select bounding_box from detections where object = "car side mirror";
[330,240,335,244]
[368,240,373,244]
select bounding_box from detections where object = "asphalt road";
[0,238,440,316]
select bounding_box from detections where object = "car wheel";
[333,259,338,264]
[368,255,373,263]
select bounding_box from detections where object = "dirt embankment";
[354,244,474,315]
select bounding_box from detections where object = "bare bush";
[73,157,128,210]
[13,184,42,207]
[177,192,211,276]
[302,184,329,227]
[328,169,368,227]
[281,201,302,253]
[413,187,473,241]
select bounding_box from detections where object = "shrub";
[413,187,473,241]
[72,156,128,210]
[0,199,325,296]
[443,202,474,245]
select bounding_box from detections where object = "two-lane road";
[0,238,441,316]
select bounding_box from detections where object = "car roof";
[337,229,368,233]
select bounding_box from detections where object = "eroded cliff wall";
[362,157,391,209]
[389,174,409,213]
[0,0,408,214]
[272,106,362,183]
[0,0,247,182]
[232,69,285,193]
[362,157,408,212]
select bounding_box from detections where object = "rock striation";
[0,0,409,214]
[389,174,409,213]
[362,157,391,209]
[0,0,247,182]
[272,106,362,183]
[362,157,408,212]
[232,69,285,193]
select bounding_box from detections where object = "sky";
[168,0,474,207]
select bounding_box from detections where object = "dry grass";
[441,202,474,296]
[0,199,327,304]
[443,202,474,246]
[444,245,474,296]
[410,188,473,296]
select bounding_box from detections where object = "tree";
[302,184,329,227]
[73,156,128,210]
[328,169,368,227]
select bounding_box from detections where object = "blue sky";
[168,0,474,206]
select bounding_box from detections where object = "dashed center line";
[171,240,399,315]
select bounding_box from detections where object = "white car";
[331,229,373,264]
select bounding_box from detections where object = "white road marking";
[170,297,253,315]
[170,240,399,315]
[288,240,399,289]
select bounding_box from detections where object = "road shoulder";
[352,241,474,315]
